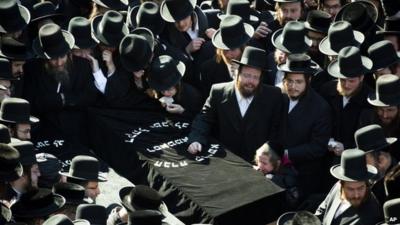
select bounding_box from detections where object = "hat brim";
[0,4,30,33]
[73,34,99,49]
[330,164,378,182]
[0,162,23,182]
[304,22,328,34]
[277,60,319,75]
[148,61,185,91]
[131,28,155,51]
[277,212,295,225]
[59,171,107,182]
[367,92,400,107]
[212,23,254,50]
[91,15,129,47]
[92,0,128,10]
[32,30,75,59]
[0,114,39,124]
[371,52,400,72]
[334,1,378,30]
[327,55,372,79]
[272,28,312,54]
[217,13,259,25]
[160,0,196,23]
[0,50,34,61]
[319,30,364,56]
[376,30,400,35]
[11,194,66,218]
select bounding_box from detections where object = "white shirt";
[342,96,350,108]
[235,87,254,117]
[274,70,285,89]
[288,99,299,113]
[334,200,351,219]
[92,69,114,94]
[186,14,199,40]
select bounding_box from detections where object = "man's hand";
[166,103,184,114]
[205,28,217,39]
[333,141,344,156]
[80,53,100,73]
[253,22,271,39]
[102,50,115,74]
[187,142,202,154]
[185,38,205,54]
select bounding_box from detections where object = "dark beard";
[238,83,257,98]
[46,62,70,87]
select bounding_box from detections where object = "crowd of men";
[0,0,400,224]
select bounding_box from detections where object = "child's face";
[257,155,274,175]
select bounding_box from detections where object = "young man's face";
[30,164,41,188]
[11,60,25,78]
[14,123,31,141]
[376,106,399,125]
[321,0,342,19]
[256,154,274,175]
[237,66,262,97]
[341,181,368,208]
[283,73,308,100]
[337,76,364,97]
[85,181,100,202]
[277,2,302,26]
[0,80,12,100]
[307,30,325,53]
[175,15,192,32]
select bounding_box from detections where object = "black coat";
[316,182,383,225]
[188,81,283,162]
[199,56,232,99]
[277,88,332,196]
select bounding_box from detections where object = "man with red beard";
[187,46,283,163]
[276,54,331,200]
[315,149,383,225]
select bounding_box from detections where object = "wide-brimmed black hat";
[277,211,321,225]
[330,148,377,182]
[232,46,267,70]
[377,198,400,225]
[319,21,364,56]
[327,46,372,79]
[148,55,185,91]
[368,74,400,107]
[278,54,319,75]
[11,188,66,218]
[43,214,90,225]
[0,143,23,182]
[272,21,312,54]
[68,17,99,49]
[32,23,75,59]
[60,155,107,182]
[92,0,128,11]
[335,0,378,33]
[131,27,155,50]
[9,140,37,166]
[355,124,397,152]
[0,202,11,224]
[36,153,62,189]
[0,124,11,144]
[76,204,107,225]
[128,2,165,36]
[377,17,400,36]
[119,33,153,72]
[368,40,400,72]
[0,37,33,60]
[212,15,254,50]
[53,182,87,205]
[160,0,196,23]
[304,10,331,34]
[0,97,39,124]
[0,0,30,33]
[30,1,63,23]
[119,185,162,212]
[0,58,19,81]
[218,0,259,24]
[92,10,129,47]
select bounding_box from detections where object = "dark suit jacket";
[199,56,232,99]
[278,88,332,195]
[315,182,383,225]
[188,81,283,162]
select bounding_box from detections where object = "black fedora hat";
[304,10,331,34]
[0,202,11,224]
[92,0,128,11]
[160,0,196,23]
[11,188,66,218]
[36,153,62,189]
[377,198,400,225]
[60,155,107,182]
[218,0,259,24]
[335,0,378,33]
[278,54,319,75]
[76,204,107,225]
[319,21,364,56]
[131,27,155,50]
[0,58,19,81]
[68,17,99,49]
[0,124,11,144]
[119,33,153,72]
[0,0,30,33]
[127,210,163,225]
[119,185,162,212]
[92,10,129,47]
[0,37,34,60]
[52,182,87,205]
[0,143,23,182]
[277,211,321,225]
[148,55,185,91]
[0,97,39,124]
[30,1,63,23]
[127,2,165,36]
[355,124,397,152]
[330,148,377,182]
[43,214,90,225]
[32,23,75,59]
[368,74,400,107]
[377,17,400,36]
[327,46,372,79]
[232,46,267,70]
[212,15,254,50]
[272,21,312,54]
[9,140,37,166]
[368,40,400,72]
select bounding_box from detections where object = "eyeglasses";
[322,4,341,12]
[240,73,260,81]
[284,79,305,86]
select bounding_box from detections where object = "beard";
[238,81,258,97]
[46,61,70,87]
